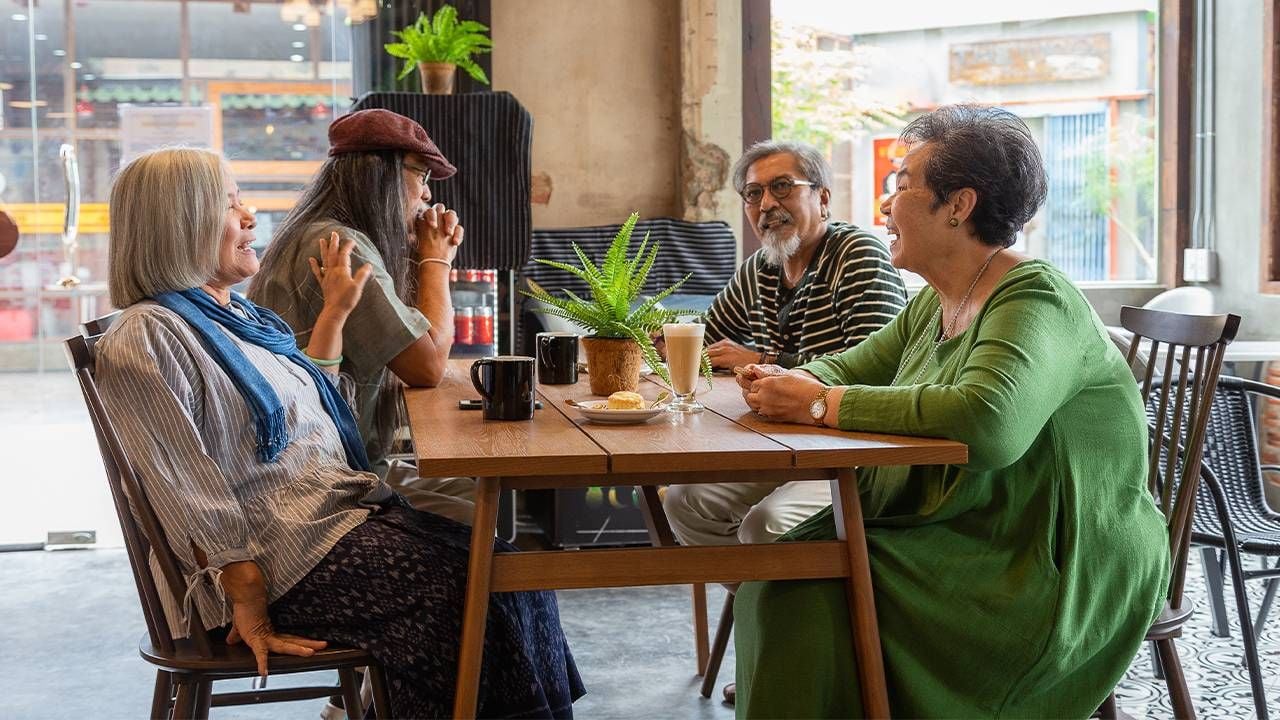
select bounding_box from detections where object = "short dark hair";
[899,104,1048,247]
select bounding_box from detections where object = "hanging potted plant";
[524,212,712,396]
[384,4,492,95]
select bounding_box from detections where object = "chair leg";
[368,662,392,719]
[170,678,199,720]
[1148,640,1165,680]
[192,680,212,720]
[1155,638,1195,720]
[1096,691,1118,719]
[1253,575,1279,643]
[699,591,735,699]
[1220,545,1272,719]
[339,667,364,719]
[149,670,174,720]
[1200,547,1232,637]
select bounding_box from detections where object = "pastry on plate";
[605,391,645,410]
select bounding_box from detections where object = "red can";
[449,268,458,283]
[475,306,494,345]
[454,306,474,345]
[463,269,481,283]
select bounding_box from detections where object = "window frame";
[744,1,1194,289]
[1263,0,1280,294]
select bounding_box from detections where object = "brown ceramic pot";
[418,62,456,94]
[581,336,644,396]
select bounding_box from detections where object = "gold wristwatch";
[809,386,832,426]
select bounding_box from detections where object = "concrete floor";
[0,548,737,719]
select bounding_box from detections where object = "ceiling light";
[0,82,13,91]
[292,23,307,31]
[11,13,28,21]
[53,49,66,56]
[69,62,82,69]
[35,33,48,41]
[82,74,95,81]
[289,54,304,62]
[291,41,305,48]
[9,100,49,109]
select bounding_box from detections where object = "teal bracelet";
[305,353,343,367]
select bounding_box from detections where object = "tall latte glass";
[662,322,705,413]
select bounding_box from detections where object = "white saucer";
[572,402,667,424]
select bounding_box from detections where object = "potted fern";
[384,4,492,95]
[524,212,712,396]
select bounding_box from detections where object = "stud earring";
[948,217,959,227]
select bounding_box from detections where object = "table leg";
[453,476,501,719]
[692,583,710,675]
[636,485,708,672]
[829,468,890,719]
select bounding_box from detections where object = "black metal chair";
[1184,376,1279,715]
[65,331,391,719]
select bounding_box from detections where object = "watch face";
[809,398,825,419]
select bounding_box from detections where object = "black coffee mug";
[470,356,536,421]
[536,332,580,385]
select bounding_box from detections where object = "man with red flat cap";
[250,109,473,521]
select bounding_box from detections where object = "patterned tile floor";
[1114,554,1279,718]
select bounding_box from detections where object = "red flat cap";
[327,109,457,179]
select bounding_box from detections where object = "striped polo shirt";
[704,221,907,367]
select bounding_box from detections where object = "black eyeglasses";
[740,176,815,205]
[403,164,432,185]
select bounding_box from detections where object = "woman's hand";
[309,231,373,316]
[733,363,788,391]
[743,370,827,424]
[227,596,329,678]
[219,560,327,678]
[413,203,465,266]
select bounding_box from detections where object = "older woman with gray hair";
[731,105,1168,716]
[96,147,583,718]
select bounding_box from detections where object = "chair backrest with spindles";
[65,331,216,657]
[1120,305,1240,610]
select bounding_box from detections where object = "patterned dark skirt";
[270,501,585,718]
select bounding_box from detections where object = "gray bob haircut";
[108,147,226,307]
[731,140,834,194]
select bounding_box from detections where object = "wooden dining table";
[405,359,968,719]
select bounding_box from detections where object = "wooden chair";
[65,332,392,719]
[1098,306,1241,720]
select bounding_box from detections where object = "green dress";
[734,261,1169,718]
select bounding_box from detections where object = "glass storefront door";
[0,0,360,547]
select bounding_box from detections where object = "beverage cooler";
[448,268,500,358]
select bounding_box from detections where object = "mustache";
[758,209,792,231]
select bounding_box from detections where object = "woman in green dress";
[732,105,1169,718]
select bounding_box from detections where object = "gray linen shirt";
[96,302,391,637]
[248,221,431,471]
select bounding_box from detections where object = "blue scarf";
[152,289,370,472]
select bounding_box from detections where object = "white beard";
[760,231,801,267]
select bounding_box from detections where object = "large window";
[1265,0,1280,294]
[770,1,1160,285]
[0,0,362,371]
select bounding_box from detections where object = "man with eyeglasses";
[665,139,906,583]
[249,109,474,524]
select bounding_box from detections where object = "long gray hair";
[252,150,415,463]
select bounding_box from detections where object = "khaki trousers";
[662,480,832,546]
[386,468,476,526]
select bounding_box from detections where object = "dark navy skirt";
[271,500,585,718]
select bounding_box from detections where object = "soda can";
[455,306,474,345]
[476,306,494,345]
[464,269,481,283]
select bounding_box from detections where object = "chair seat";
[1145,601,1194,640]
[140,633,373,676]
